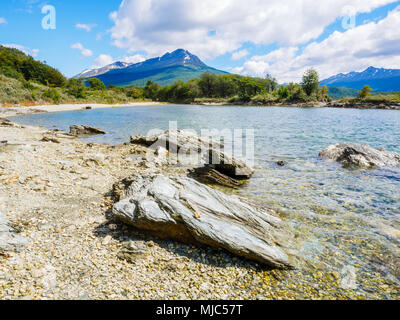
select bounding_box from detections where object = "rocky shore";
[1,118,398,300]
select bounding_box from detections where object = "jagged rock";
[0,211,28,253]
[319,143,400,168]
[41,136,61,144]
[130,130,254,181]
[69,125,106,136]
[190,167,242,188]
[0,119,24,128]
[206,149,254,179]
[112,174,296,269]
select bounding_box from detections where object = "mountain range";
[320,66,400,92]
[75,49,228,87]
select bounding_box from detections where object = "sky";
[1,0,400,82]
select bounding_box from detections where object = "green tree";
[359,85,372,99]
[0,46,66,87]
[277,85,290,100]
[301,68,319,96]
[43,88,61,104]
[87,77,106,90]
[143,80,161,100]
[198,73,218,97]
[264,74,278,93]
[66,78,86,98]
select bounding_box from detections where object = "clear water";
[13,105,400,298]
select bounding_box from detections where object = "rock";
[130,134,157,147]
[117,241,147,263]
[190,167,242,188]
[69,125,106,136]
[112,174,296,269]
[276,161,286,167]
[41,136,61,144]
[206,149,254,179]
[0,211,28,253]
[319,143,400,168]
[130,130,254,181]
[0,119,23,128]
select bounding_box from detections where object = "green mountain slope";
[0,45,66,87]
[98,65,227,87]
[327,86,360,99]
[78,49,228,87]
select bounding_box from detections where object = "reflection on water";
[13,105,400,298]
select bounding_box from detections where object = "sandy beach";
[0,102,163,118]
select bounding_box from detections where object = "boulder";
[0,211,28,253]
[112,174,296,269]
[130,130,254,181]
[319,143,400,168]
[69,125,106,136]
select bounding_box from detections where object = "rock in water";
[69,125,106,136]
[112,174,296,269]
[319,143,400,168]
[0,211,28,253]
[130,130,254,181]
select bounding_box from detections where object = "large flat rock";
[319,143,400,168]
[113,174,296,269]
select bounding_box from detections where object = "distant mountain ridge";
[75,49,228,87]
[75,61,131,79]
[320,66,400,92]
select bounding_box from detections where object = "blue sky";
[1,0,400,82]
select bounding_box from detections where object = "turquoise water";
[13,105,400,297]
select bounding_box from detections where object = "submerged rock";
[319,143,400,168]
[130,130,255,183]
[112,174,296,269]
[0,211,28,253]
[69,125,106,136]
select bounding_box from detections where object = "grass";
[339,92,400,104]
[0,75,148,107]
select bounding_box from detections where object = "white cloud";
[109,0,396,59]
[231,49,249,61]
[3,44,39,57]
[0,17,7,25]
[93,54,114,68]
[233,6,400,83]
[75,23,96,32]
[71,43,93,57]
[92,53,146,69]
[120,54,146,64]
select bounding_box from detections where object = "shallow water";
[13,105,400,298]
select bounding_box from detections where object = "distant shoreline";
[2,100,400,119]
[196,101,400,110]
[0,102,164,118]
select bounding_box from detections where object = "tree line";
[140,69,333,103]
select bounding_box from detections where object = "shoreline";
[0,102,163,118]
[2,100,400,120]
[196,101,400,110]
